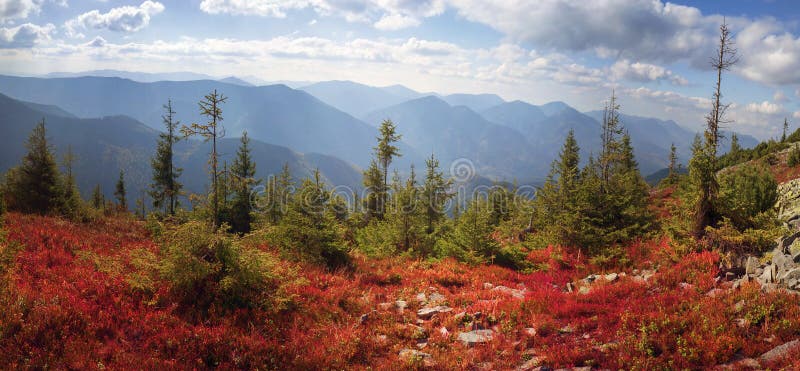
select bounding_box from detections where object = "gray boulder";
[458,329,493,345]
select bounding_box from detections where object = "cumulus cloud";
[65,1,164,37]
[610,59,687,85]
[736,19,800,85]
[0,22,54,48]
[448,0,720,65]
[199,0,444,30]
[0,0,41,22]
[745,100,784,115]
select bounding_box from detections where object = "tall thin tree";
[115,170,127,211]
[181,90,227,229]
[150,99,183,215]
[692,20,738,238]
[230,131,259,234]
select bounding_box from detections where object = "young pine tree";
[265,163,293,225]
[115,170,127,211]
[437,196,498,265]
[364,119,401,222]
[5,119,64,214]
[666,143,678,184]
[181,90,228,229]
[420,154,453,234]
[150,99,183,215]
[229,132,259,234]
[61,146,84,219]
[362,159,385,221]
[387,166,424,252]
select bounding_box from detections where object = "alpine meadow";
[6,0,800,369]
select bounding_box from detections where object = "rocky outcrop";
[777,178,800,229]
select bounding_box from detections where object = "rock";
[565,282,574,293]
[457,329,493,345]
[705,288,724,297]
[604,273,619,282]
[377,302,392,311]
[759,339,800,364]
[427,292,446,303]
[679,282,694,290]
[523,327,537,336]
[395,300,408,311]
[408,324,427,339]
[516,356,543,371]
[745,256,760,276]
[417,306,452,319]
[578,286,590,295]
[359,313,370,325]
[734,300,745,312]
[483,282,494,290]
[558,325,575,334]
[758,266,775,285]
[415,293,427,302]
[778,231,800,253]
[582,274,597,284]
[778,267,800,284]
[773,252,792,272]
[793,251,800,263]
[398,349,434,367]
[438,327,449,337]
[492,285,526,299]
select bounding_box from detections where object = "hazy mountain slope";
[44,70,215,82]
[299,80,420,119]
[364,96,545,179]
[0,75,378,167]
[442,93,505,112]
[0,93,362,207]
[480,101,547,134]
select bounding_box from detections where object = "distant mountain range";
[0,93,361,206]
[0,73,759,192]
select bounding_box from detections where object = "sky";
[1,0,800,139]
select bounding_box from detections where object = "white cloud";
[65,1,164,37]
[0,0,41,22]
[774,90,787,103]
[794,111,800,120]
[198,0,443,30]
[373,13,419,30]
[610,59,687,85]
[0,22,53,48]
[745,100,784,115]
[736,19,800,85]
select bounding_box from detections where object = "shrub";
[789,144,800,167]
[158,221,284,315]
[717,164,778,230]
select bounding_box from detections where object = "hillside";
[0,93,362,201]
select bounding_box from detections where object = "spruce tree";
[91,184,104,210]
[532,130,581,247]
[181,90,227,229]
[362,159,385,221]
[366,119,401,221]
[783,118,788,142]
[437,197,498,264]
[61,146,83,218]
[150,99,183,215]
[387,166,423,252]
[265,163,293,225]
[115,170,127,211]
[229,132,259,234]
[5,119,63,214]
[421,154,452,234]
[666,143,678,184]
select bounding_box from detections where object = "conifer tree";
[91,184,104,210]
[600,91,622,189]
[437,196,498,264]
[274,170,348,268]
[61,146,83,218]
[362,159,385,221]
[421,154,452,234]
[181,90,227,229]
[666,143,678,184]
[692,20,738,238]
[150,99,183,215]
[783,118,789,142]
[5,119,63,214]
[364,119,401,221]
[115,170,127,210]
[265,163,293,225]
[532,130,581,247]
[387,165,424,252]
[229,132,259,234]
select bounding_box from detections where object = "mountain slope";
[0,93,362,206]
[300,80,421,120]
[364,96,545,179]
[442,93,505,112]
[0,75,378,167]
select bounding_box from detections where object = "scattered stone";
[483,282,494,290]
[734,318,748,328]
[492,285,526,299]
[745,256,760,276]
[457,329,494,345]
[565,282,574,293]
[604,272,619,282]
[578,286,590,295]
[377,302,392,311]
[427,292,446,303]
[759,339,800,364]
[408,324,427,339]
[734,300,745,312]
[582,275,597,284]
[558,325,575,334]
[705,288,724,298]
[417,306,452,320]
[398,349,434,367]
[438,327,449,337]
[359,313,370,325]
[679,282,694,290]
[516,356,543,371]
[415,293,427,302]
[523,327,537,337]
[395,300,408,311]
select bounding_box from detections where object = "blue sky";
[1,0,800,139]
